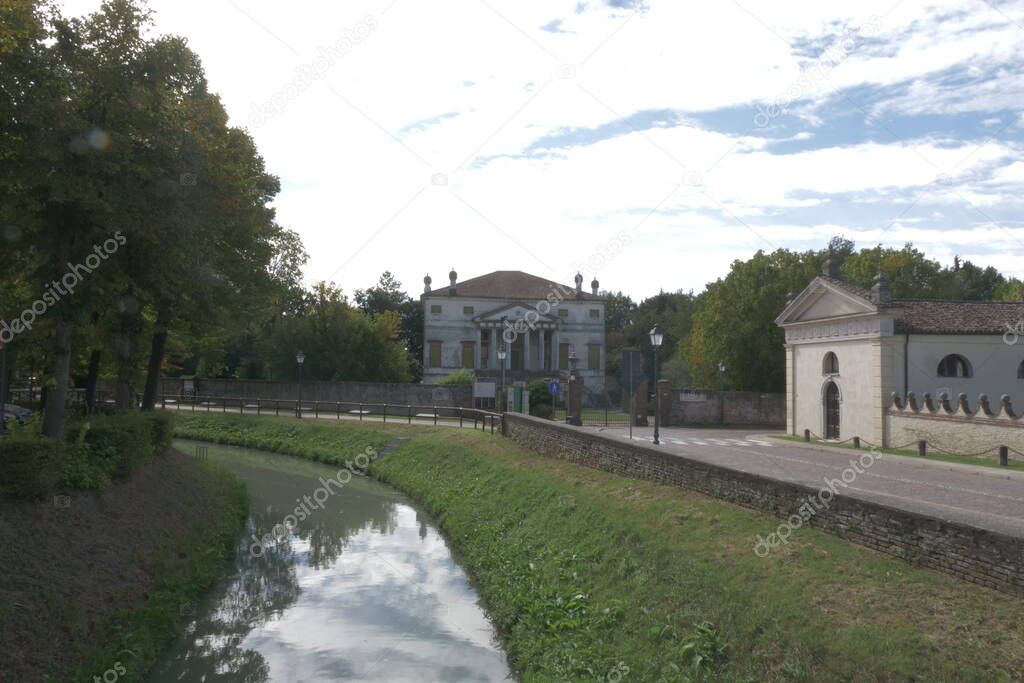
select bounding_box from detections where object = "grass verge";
[771,434,1024,471]
[173,414,1024,682]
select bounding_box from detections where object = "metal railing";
[158,394,503,434]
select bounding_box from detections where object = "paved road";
[586,424,1024,539]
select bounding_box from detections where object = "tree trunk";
[42,314,73,438]
[141,321,167,411]
[84,349,101,409]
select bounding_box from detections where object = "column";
[551,329,560,370]
[539,329,547,371]
[524,329,532,371]
[490,327,497,370]
[474,328,481,369]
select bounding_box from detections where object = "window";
[1018,360,1024,379]
[937,354,971,378]
[589,309,600,318]
[559,343,570,369]
[461,343,475,369]
[558,309,569,318]
[463,305,474,315]
[823,352,839,375]
[588,345,601,370]
[430,304,442,315]
[428,342,442,368]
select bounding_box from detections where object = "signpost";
[548,378,561,417]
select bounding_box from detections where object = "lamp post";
[295,351,305,418]
[649,325,665,445]
[718,360,727,425]
[28,375,36,408]
[566,350,579,425]
[497,345,507,412]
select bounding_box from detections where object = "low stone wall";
[887,393,1024,455]
[154,378,472,407]
[503,413,1024,596]
[663,388,785,426]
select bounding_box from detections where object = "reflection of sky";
[152,442,510,683]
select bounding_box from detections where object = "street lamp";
[718,361,727,424]
[566,350,580,425]
[497,345,507,412]
[295,351,305,418]
[649,325,665,445]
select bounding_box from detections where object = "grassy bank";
[172,414,1024,682]
[0,449,247,683]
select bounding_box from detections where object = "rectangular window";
[463,305,474,315]
[558,309,569,318]
[588,345,601,370]
[559,343,570,369]
[461,343,475,369]
[430,304,442,315]
[589,308,600,318]
[480,335,490,369]
[428,342,442,368]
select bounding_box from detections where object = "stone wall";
[887,393,1024,455]
[153,377,473,407]
[503,413,1024,596]
[662,388,785,426]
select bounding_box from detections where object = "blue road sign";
[548,379,561,395]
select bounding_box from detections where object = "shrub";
[0,436,64,499]
[532,403,555,420]
[437,369,475,386]
[527,380,555,416]
[143,411,176,452]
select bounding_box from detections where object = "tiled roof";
[422,270,604,301]
[892,300,1024,335]
[818,275,873,301]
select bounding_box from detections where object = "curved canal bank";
[148,439,510,682]
[172,413,1024,682]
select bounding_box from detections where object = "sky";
[59,0,1024,300]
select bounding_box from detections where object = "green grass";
[172,411,396,463]
[771,434,1024,471]
[173,414,1024,682]
[66,463,247,683]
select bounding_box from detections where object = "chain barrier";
[801,430,1018,461]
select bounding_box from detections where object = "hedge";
[0,436,64,500]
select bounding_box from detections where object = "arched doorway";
[823,381,840,440]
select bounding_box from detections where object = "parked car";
[1,404,32,424]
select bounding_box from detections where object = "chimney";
[870,272,892,305]
[574,272,583,299]
[423,274,432,294]
[448,268,457,295]
[591,278,599,296]
[822,257,840,279]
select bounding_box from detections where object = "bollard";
[408,405,412,425]
[852,436,860,449]
[917,440,927,457]
[803,429,810,442]
[459,408,463,428]
[999,446,1009,467]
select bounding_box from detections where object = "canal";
[148,440,511,682]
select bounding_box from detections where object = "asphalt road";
[587,424,1024,539]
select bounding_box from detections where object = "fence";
[158,394,502,433]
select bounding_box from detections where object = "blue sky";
[60,0,1024,298]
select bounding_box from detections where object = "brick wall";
[503,413,1024,596]
[152,378,473,407]
[663,389,785,426]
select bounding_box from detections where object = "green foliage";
[172,413,392,464]
[0,435,64,499]
[680,621,729,673]
[60,412,176,490]
[526,379,553,414]
[437,369,476,386]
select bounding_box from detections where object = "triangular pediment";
[776,278,878,327]
[475,302,558,323]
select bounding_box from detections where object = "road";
[585,424,1024,539]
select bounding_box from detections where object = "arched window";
[937,354,971,378]
[822,352,839,375]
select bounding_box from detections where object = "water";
[148,440,511,683]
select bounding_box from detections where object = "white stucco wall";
[792,338,881,442]
[904,334,1024,405]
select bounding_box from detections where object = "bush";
[532,403,555,420]
[143,411,176,452]
[61,412,173,490]
[437,369,475,386]
[0,435,64,499]
[527,380,555,416]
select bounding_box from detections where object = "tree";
[354,271,422,379]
